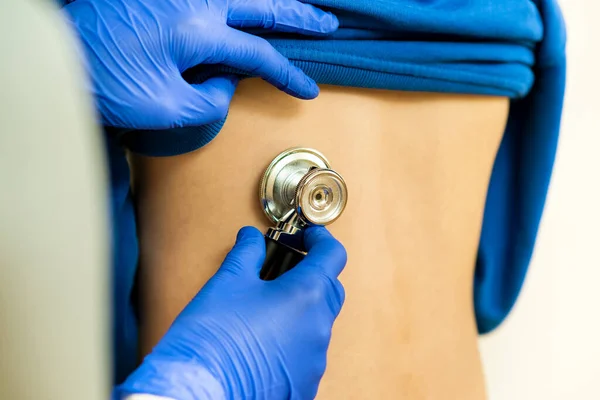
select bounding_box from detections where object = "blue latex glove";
[62,0,338,129]
[115,226,347,400]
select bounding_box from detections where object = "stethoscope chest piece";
[258,147,348,280]
[260,147,332,225]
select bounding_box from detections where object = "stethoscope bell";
[258,147,348,280]
[295,168,347,226]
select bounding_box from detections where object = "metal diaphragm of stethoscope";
[258,147,348,280]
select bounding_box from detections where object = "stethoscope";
[258,147,348,280]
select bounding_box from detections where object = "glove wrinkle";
[62,0,338,129]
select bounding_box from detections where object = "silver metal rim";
[295,168,348,225]
[259,147,331,224]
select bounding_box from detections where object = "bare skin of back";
[131,79,509,400]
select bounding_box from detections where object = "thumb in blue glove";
[62,0,338,130]
[116,226,347,400]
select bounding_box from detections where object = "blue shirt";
[110,0,566,383]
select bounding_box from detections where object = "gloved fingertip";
[236,226,263,243]
[300,76,320,100]
[327,12,340,32]
[304,226,333,248]
[300,227,347,278]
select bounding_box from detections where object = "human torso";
[132,79,509,399]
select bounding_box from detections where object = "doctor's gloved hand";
[116,226,347,400]
[62,0,338,129]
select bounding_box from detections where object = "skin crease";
[130,79,509,400]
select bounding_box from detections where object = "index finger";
[208,25,319,99]
[300,226,348,278]
[227,0,339,35]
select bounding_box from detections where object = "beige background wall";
[480,1,600,398]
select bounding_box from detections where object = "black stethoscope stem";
[259,236,305,280]
[257,147,347,280]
